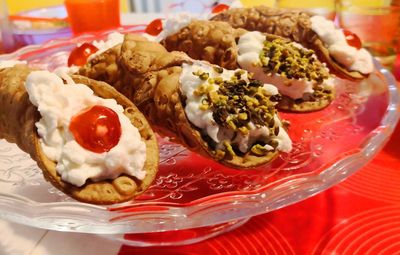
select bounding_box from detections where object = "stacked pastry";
[82,34,292,169]
[211,6,374,81]
[76,6,374,170]
[161,20,335,112]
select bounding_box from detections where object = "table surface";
[1,12,400,255]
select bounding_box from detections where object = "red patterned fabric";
[120,118,400,254]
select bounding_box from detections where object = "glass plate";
[0,27,399,245]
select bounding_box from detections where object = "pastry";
[161,20,335,112]
[0,64,158,204]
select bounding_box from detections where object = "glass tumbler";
[0,0,14,53]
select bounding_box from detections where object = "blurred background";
[1,0,399,77]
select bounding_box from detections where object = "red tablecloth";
[120,121,400,254]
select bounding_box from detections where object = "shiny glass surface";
[0,27,399,235]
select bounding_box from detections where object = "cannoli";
[211,6,374,81]
[161,20,335,112]
[114,34,292,169]
[0,64,158,204]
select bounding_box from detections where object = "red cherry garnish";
[69,105,122,153]
[68,42,99,67]
[145,18,163,36]
[342,29,362,50]
[212,4,229,13]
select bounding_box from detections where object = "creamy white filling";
[154,12,195,41]
[0,60,27,69]
[154,12,196,42]
[87,32,124,61]
[237,31,333,100]
[25,71,147,187]
[229,0,244,8]
[53,66,80,76]
[179,61,292,153]
[310,15,373,74]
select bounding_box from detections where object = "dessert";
[114,34,292,168]
[0,64,158,204]
[161,20,335,112]
[211,6,374,81]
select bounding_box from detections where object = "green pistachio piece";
[200,72,209,80]
[238,112,248,120]
[213,66,223,73]
[251,144,269,156]
[223,141,236,156]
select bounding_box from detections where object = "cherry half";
[211,4,229,13]
[145,18,163,36]
[342,29,362,50]
[68,42,99,67]
[69,105,122,153]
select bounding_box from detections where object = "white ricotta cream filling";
[25,71,147,187]
[237,31,333,100]
[87,32,125,61]
[0,60,27,69]
[151,12,195,42]
[179,61,292,153]
[310,15,373,74]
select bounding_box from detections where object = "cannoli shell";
[161,20,246,70]
[278,90,335,112]
[0,65,159,204]
[118,34,278,168]
[78,45,122,88]
[211,6,368,81]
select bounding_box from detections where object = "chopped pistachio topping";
[260,39,330,84]
[191,66,285,158]
[212,79,277,133]
[193,67,282,157]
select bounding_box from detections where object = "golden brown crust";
[0,65,39,155]
[78,45,122,87]
[278,90,334,112]
[211,6,368,81]
[119,34,278,168]
[0,66,159,204]
[161,20,246,69]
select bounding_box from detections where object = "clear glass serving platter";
[0,27,399,246]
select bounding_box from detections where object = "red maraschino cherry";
[342,29,362,50]
[69,105,121,153]
[68,42,99,67]
[212,4,229,13]
[145,18,163,36]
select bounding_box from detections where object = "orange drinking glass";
[65,0,120,35]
